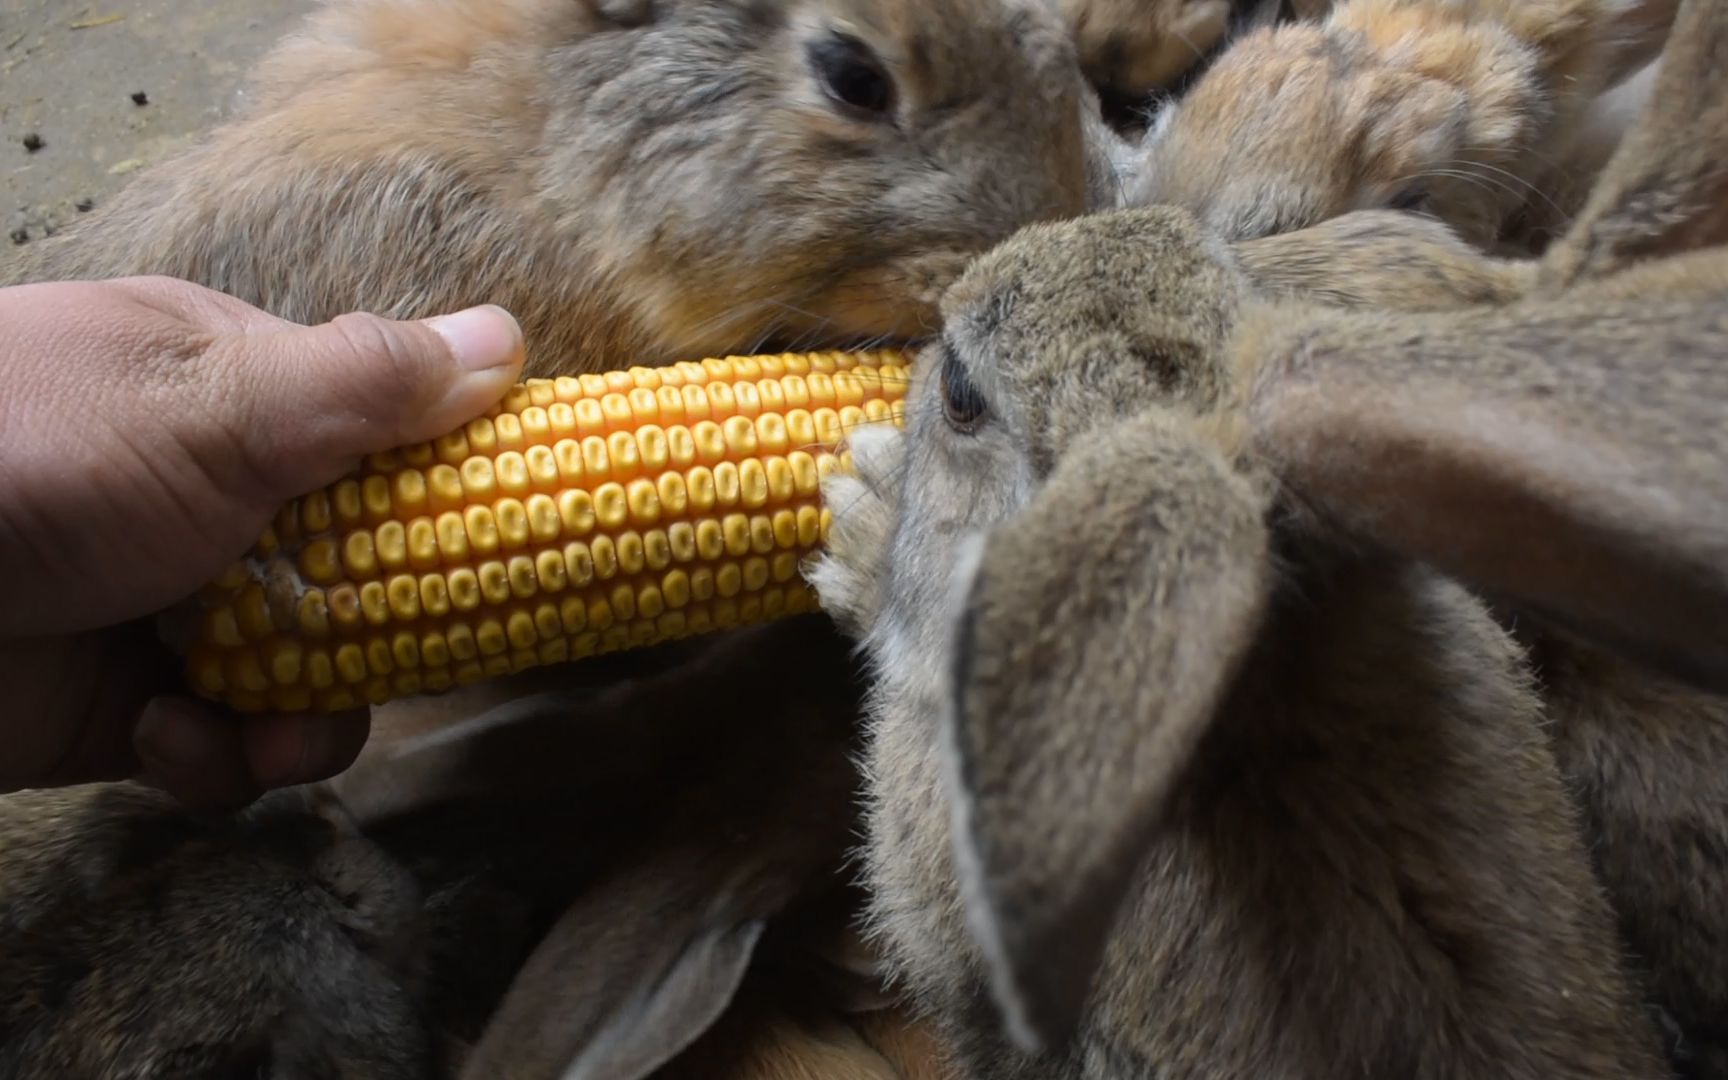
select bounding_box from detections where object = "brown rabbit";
[0,612,876,1080]
[806,6,1728,1070]
[1123,0,1667,246]
[1,0,1099,378]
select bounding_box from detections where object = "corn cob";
[177,349,910,713]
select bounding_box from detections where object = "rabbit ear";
[458,855,768,1080]
[1250,297,1728,695]
[941,408,1272,1051]
[1541,0,1728,287]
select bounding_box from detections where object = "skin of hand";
[0,276,525,808]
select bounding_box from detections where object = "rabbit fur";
[810,209,1699,1080]
[1,0,1103,378]
[1120,0,1672,248]
[808,4,1728,1077]
[1235,5,1728,1068]
[1151,1,1728,1068]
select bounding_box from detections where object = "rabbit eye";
[808,34,895,118]
[939,348,988,433]
[1388,184,1431,213]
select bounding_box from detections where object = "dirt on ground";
[1,0,312,268]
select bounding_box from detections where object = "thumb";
[228,304,526,497]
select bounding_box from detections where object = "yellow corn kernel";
[179,349,908,712]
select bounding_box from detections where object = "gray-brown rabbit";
[1226,5,1728,1069]
[809,203,1701,1080]
[1077,3,1728,1066]
[0,0,1101,378]
[0,613,877,1080]
[807,8,1728,1072]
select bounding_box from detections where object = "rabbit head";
[17,0,1098,373]
[812,207,1275,1045]
[537,0,1096,355]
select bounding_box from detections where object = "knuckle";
[325,313,437,418]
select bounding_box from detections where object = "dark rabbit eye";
[1388,184,1431,213]
[939,347,988,433]
[808,34,895,117]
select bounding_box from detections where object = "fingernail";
[424,305,524,372]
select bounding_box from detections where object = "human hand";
[0,276,525,807]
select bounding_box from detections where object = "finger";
[243,710,372,789]
[210,303,526,500]
[133,696,261,810]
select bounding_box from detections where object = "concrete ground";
[1,0,312,266]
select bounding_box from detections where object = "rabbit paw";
[808,424,907,641]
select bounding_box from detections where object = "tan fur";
[1237,234,1728,1080]
[811,4,1728,1074]
[1126,0,1656,246]
[0,0,1096,378]
[1532,635,1728,1079]
[1231,208,1537,308]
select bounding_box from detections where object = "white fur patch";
[845,422,907,485]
